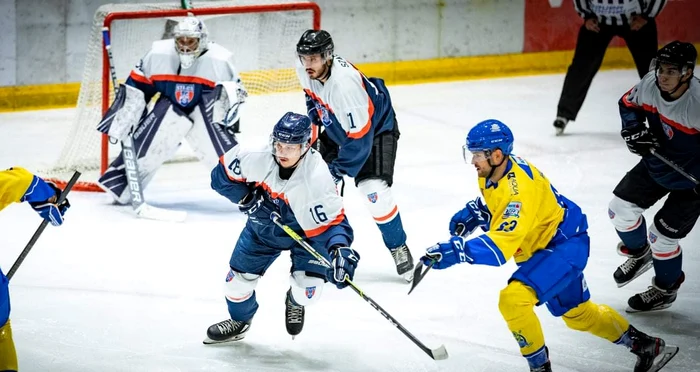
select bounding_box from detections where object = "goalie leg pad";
[98,97,192,204]
[185,102,238,169]
[97,84,146,141]
[289,271,325,306]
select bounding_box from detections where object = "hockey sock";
[376,212,407,250]
[524,346,548,369]
[562,300,630,343]
[499,281,546,357]
[226,291,258,322]
[0,321,18,372]
[615,216,648,251]
[652,253,683,289]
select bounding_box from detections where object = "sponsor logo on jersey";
[305,286,316,299]
[175,83,195,106]
[507,172,519,195]
[661,122,674,139]
[367,192,378,203]
[503,201,522,218]
[226,269,235,282]
[608,208,615,219]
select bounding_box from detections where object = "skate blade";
[402,270,414,283]
[647,345,679,372]
[555,127,565,136]
[625,302,673,313]
[202,334,246,345]
[615,262,653,288]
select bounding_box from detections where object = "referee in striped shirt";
[553,0,666,135]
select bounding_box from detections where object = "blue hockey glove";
[420,236,471,270]
[239,188,277,225]
[621,125,659,156]
[328,163,344,185]
[25,180,70,226]
[449,197,491,236]
[326,246,360,289]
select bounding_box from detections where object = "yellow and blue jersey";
[465,155,587,266]
[0,167,36,212]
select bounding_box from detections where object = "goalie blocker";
[97,83,239,204]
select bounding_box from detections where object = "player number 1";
[347,113,356,129]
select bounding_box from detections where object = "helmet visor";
[462,145,490,163]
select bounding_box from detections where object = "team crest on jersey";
[367,192,378,203]
[503,201,522,218]
[661,122,674,139]
[175,83,195,106]
[313,102,333,127]
[305,286,316,299]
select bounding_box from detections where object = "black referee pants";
[556,19,658,121]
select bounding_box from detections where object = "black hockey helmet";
[655,41,697,71]
[296,29,334,57]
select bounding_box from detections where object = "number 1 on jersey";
[347,113,356,129]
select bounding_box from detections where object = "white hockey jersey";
[127,39,243,112]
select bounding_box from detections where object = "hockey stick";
[271,212,448,361]
[408,224,465,295]
[650,148,699,185]
[102,27,187,223]
[7,171,81,280]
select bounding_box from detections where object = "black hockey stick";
[102,27,186,222]
[650,148,699,185]
[408,223,466,295]
[7,171,81,280]
[271,212,448,361]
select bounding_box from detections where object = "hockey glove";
[449,197,491,237]
[25,179,70,226]
[327,246,360,289]
[621,125,659,156]
[328,163,344,185]
[239,188,277,225]
[420,236,471,270]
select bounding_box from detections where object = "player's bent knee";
[357,179,397,220]
[649,223,682,260]
[561,300,596,331]
[608,196,645,231]
[289,271,325,306]
[223,269,259,303]
[498,281,538,320]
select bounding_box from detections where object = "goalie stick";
[7,171,81,280]
[102,27,187,223]
[271,212,448,361]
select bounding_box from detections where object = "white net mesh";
[42,0,318,190]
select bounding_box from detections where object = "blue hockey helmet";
[465,119,514,160]
[271,112,312,154]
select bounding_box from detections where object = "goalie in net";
[96,14,247,204]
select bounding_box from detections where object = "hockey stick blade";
[429,344,449,361]
[136,204,187,223]
[648,345,679,372]
[408,260,434,295]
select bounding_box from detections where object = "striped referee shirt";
[574,0,667,26]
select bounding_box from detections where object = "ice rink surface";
[1,70,698,372]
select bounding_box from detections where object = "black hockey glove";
[239,187,277,225]
[621,125,658,156]
[327,246,360,289]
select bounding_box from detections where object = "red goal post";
[44,1,321,192]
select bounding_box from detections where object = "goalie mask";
[173,15,209,69]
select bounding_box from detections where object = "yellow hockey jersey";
[464,155,585,266]
[0,167,34,212]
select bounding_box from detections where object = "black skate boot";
[390,244,415,282]
[628,325,679,372]
[285,288,305,339]
[553,117,569,136]
[614,242,652,287]
[627,273,684,313]
[203,318,252,344]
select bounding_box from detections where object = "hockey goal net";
[43,0,320,191]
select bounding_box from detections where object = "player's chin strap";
[270,212,449,361]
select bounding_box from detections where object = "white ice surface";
[1,70,698,372]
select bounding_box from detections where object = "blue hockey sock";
[226,291,258,322]
[652,253,683,289]
[377,212,407,250]
[616,216,648,252]
[614,328,634,349]
[524,346,548,369]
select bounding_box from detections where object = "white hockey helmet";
[173,15,209,69]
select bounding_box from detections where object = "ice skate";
[285,288,305,339]
[627,273,684,313]
[628,325,679,372]
[553,117,569,136]
[614,242,652,287]
[203,318,251,344]
[391,244,415,282]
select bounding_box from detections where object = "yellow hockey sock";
[0,320,18,372]
[562,300,630,342]
[498,280,546,357]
